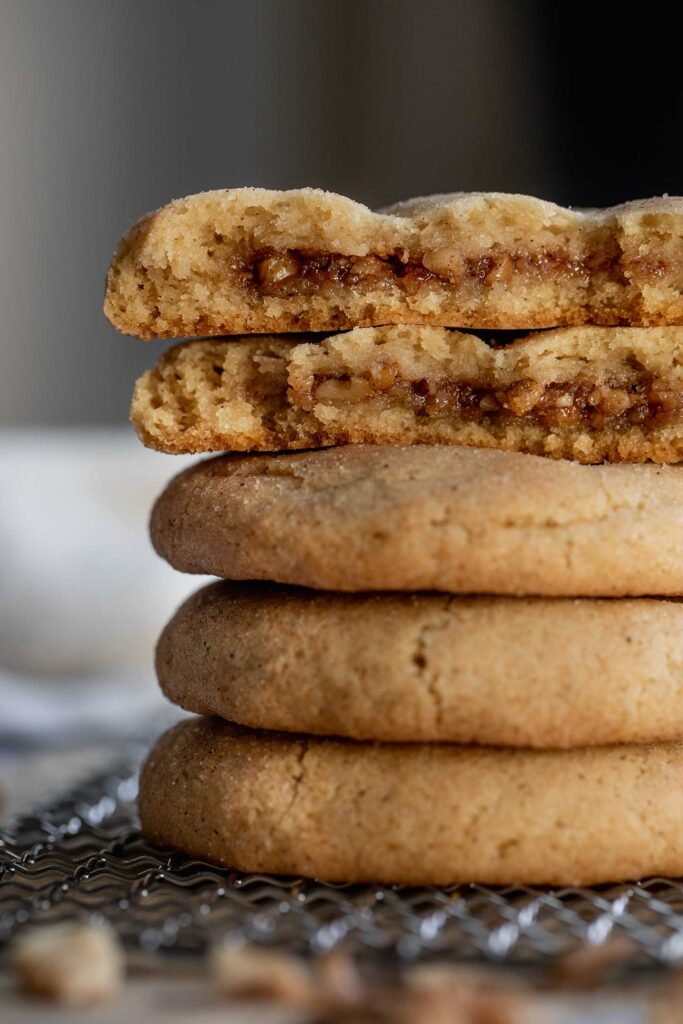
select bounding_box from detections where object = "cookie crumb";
[550,936,637,988]
[400,964,529,1024]
[209,942,313,1003]
[315,950,364,1006]
[207,944,530,1023]
[11,922,123,1006]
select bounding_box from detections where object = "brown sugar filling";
[245,245,618,298]
[294,371,683,429]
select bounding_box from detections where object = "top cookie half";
[104,189,683,337]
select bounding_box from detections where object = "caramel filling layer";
[295,372,683,429]
[244,245,618,298]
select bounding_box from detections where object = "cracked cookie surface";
[132,325,683,463]
[106,189,683,337]
[139,717,683,885]
[157,582,683,747]
[150,445,683,596]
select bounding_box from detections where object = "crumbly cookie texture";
[139,717,683,886]
[105,189,683,337]
[150,445,683,596]
[11,923,123,1006]
[132,325,683,463]
[157,583,683,748]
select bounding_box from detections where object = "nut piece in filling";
[246,244,601,301]
[302,372,683,430]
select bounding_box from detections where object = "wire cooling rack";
[2,750,683,972]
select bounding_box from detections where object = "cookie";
[150,445,683,596]
[139,717,683,885]
[104,189,683,338]
[132,325,683,463]
[156,583,683,748]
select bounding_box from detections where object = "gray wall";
[1,1,677,426]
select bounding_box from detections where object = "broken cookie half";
[105,188,683,337]
[131,324,683,463]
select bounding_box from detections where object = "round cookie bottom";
[157,584,683,748]
[139,717,683,886]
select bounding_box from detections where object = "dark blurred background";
[2,0,681,426]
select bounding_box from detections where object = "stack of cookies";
[105,189,683,886]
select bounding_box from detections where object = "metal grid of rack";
[2,754,683,973]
